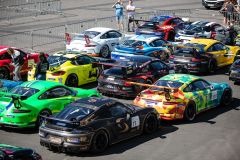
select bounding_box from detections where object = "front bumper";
[202,1,224,8]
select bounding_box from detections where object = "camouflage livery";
[132,74,232,120]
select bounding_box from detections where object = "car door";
[149,61,170,81]
[207,43,225,67]
[106,31,122,51]
[38,86,75,114]
[80,55,98,81]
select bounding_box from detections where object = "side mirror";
[126,113,130,121]
[226,47,230,51]
[208,84,214,90]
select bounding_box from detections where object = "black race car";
[95,55,189,97]
[39,97,160,154]
[0,144,42,160]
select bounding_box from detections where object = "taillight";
[163,102,177,105]
[170,55,174,59]
[194,37,197,39]
[99,75,103,79]
[13,109,31,113]
[85,44,97,47]
[191,58,204,62]
[51,71,65,76]
[233,65,240,68]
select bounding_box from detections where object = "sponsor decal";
[39,131,44,137]
[56,122,66,126]
[5,115,15,118]
[67,138,80,143]
[58,78,63,84]
[177,104,185,107]
[48,78,56,81]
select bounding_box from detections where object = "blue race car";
[134,15,190,41]
[0,79,23,92]
[111,35,172,61]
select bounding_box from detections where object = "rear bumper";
[66,45,99,56]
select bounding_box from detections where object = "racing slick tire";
[207,59,217,73]
[65,74,78,87]
[0,67,9,79]
[90,130,109,154]
[167,30,175,42]
[184,101,196,122]
[220,88,232,107]
[36,109,52,128]
[143,113,158,135]
[100,45,110,58]
[234,50,240,61]
[231,32,238,44]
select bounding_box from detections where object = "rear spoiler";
[125,82,178,101]
[65,32,91,45]
[129,18,159,28]
[92,62,133,78]
[0,92,27,109]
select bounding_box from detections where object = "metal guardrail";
[0,0,61,24]
[0,0,59,7]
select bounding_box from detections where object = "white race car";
[66,27,133,58]
[175,21,238,45]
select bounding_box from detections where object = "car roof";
[20,80,65,90]
[160,74,202,83]
[52,51,89,58]
[186,39,218,47]
[86,27,116,33]
[191,21,217,26]
[125,55,158,63]
[75,97,119,107]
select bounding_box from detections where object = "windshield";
[123,40,146,47]
[55,103,94,121]
[150,80,183,92]
[77,31,101,39]
[180,43,207,52]
[47,56,69,67]
[5,87,39,98]
[186,24,207,32]
[142,17,166,26]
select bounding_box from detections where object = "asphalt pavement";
[1,0,240,160]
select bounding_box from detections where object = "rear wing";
[129,18,159,28]
[92,62,133,78]
[0,92,27,109]
[65,32,90,45]
[125,82,178,101]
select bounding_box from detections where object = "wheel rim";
[67,75,78,87]
[209,61,215,72]
[146,115,156,132]
[187,105,195,120]
[96,133,107,151]
[0,68,8,79]
[224,90,231,104]
[101,46,109,58]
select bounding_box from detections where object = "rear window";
[48,56,69,67]
[5,87,39,98]
[150,80,184,92]
[123,40,146,47]
[77,31,101,39]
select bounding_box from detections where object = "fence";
[0,0,61,24]
[0,0,59,7]
[1,9,240,52]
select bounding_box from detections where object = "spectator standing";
[34,52,49,80]
[7,48,25,81]
[126,0,135,32]
[112,0,125,32]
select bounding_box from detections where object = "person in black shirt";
[34,52,49,80]
[219,0,240,25]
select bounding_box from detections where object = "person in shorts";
[112,0,125,31]
[126,0,135,32]
[220,0,240,25]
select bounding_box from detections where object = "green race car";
[0,80,102,128]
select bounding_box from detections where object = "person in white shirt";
[126,0,135,32]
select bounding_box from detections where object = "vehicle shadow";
[0,127,39,134]
[191,65,231,77]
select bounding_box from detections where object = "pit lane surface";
[0,65,240,160]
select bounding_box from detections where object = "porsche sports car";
[176,21,238,44]
[0,80,102,128]
[66,27,133,58]
[0,80,23,92]
[111,35,173,61]
[28,51,99,87]
[131,74,232,121]
[39,97,160,154]
[234,33,240,46]
[0,46,49,80]
[0,144,42,160]
[134,15,190,41]
[96,56,189,97]
[229,59,240,83]
[168,39,240,73]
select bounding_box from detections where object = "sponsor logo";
[5,115,15,118]
[56,122,66,126]
[48,78,56,81]
[58,78,63,84]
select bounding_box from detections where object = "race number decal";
[212,91,217,100]
[28,59,34,67]
[131,116,140,128]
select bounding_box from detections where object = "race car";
[28,51,99,87]
[39,97,160,154]
[176,21,238,44]
[130,74,232,121]
[0,80,102,128]
[96,56,189,97]
[0,144,42,160]
[0,46,49,80]
[0,79,23,92]
[111,35,173,61]
[229,59,240,83]
[66,27,133,58]
[134,15,190,41]
[168,39,240,73]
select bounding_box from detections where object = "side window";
[193,80,210,91]
[100,33,109,39]
[141,64,151,72]
[207,45,214,52]
[151,61,168,70]
[115,31,122,37]
[39,87,72,99]
[18,50,27,57]
[155,40,165,47]
[108,103,130,117]
[207,44,219,52]
[0,52,12,60]
[184,83,196,92]
[81,55,95,64]
[173,18,182,25]
[166,19,173,25]
[108,31,119,38]
[215,43,224,51]
[149,41,157,47]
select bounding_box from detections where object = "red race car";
[134,15,190,42]
[0,46,49,79]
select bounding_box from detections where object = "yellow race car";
[28,51,99,87]
[168,39,240,73]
